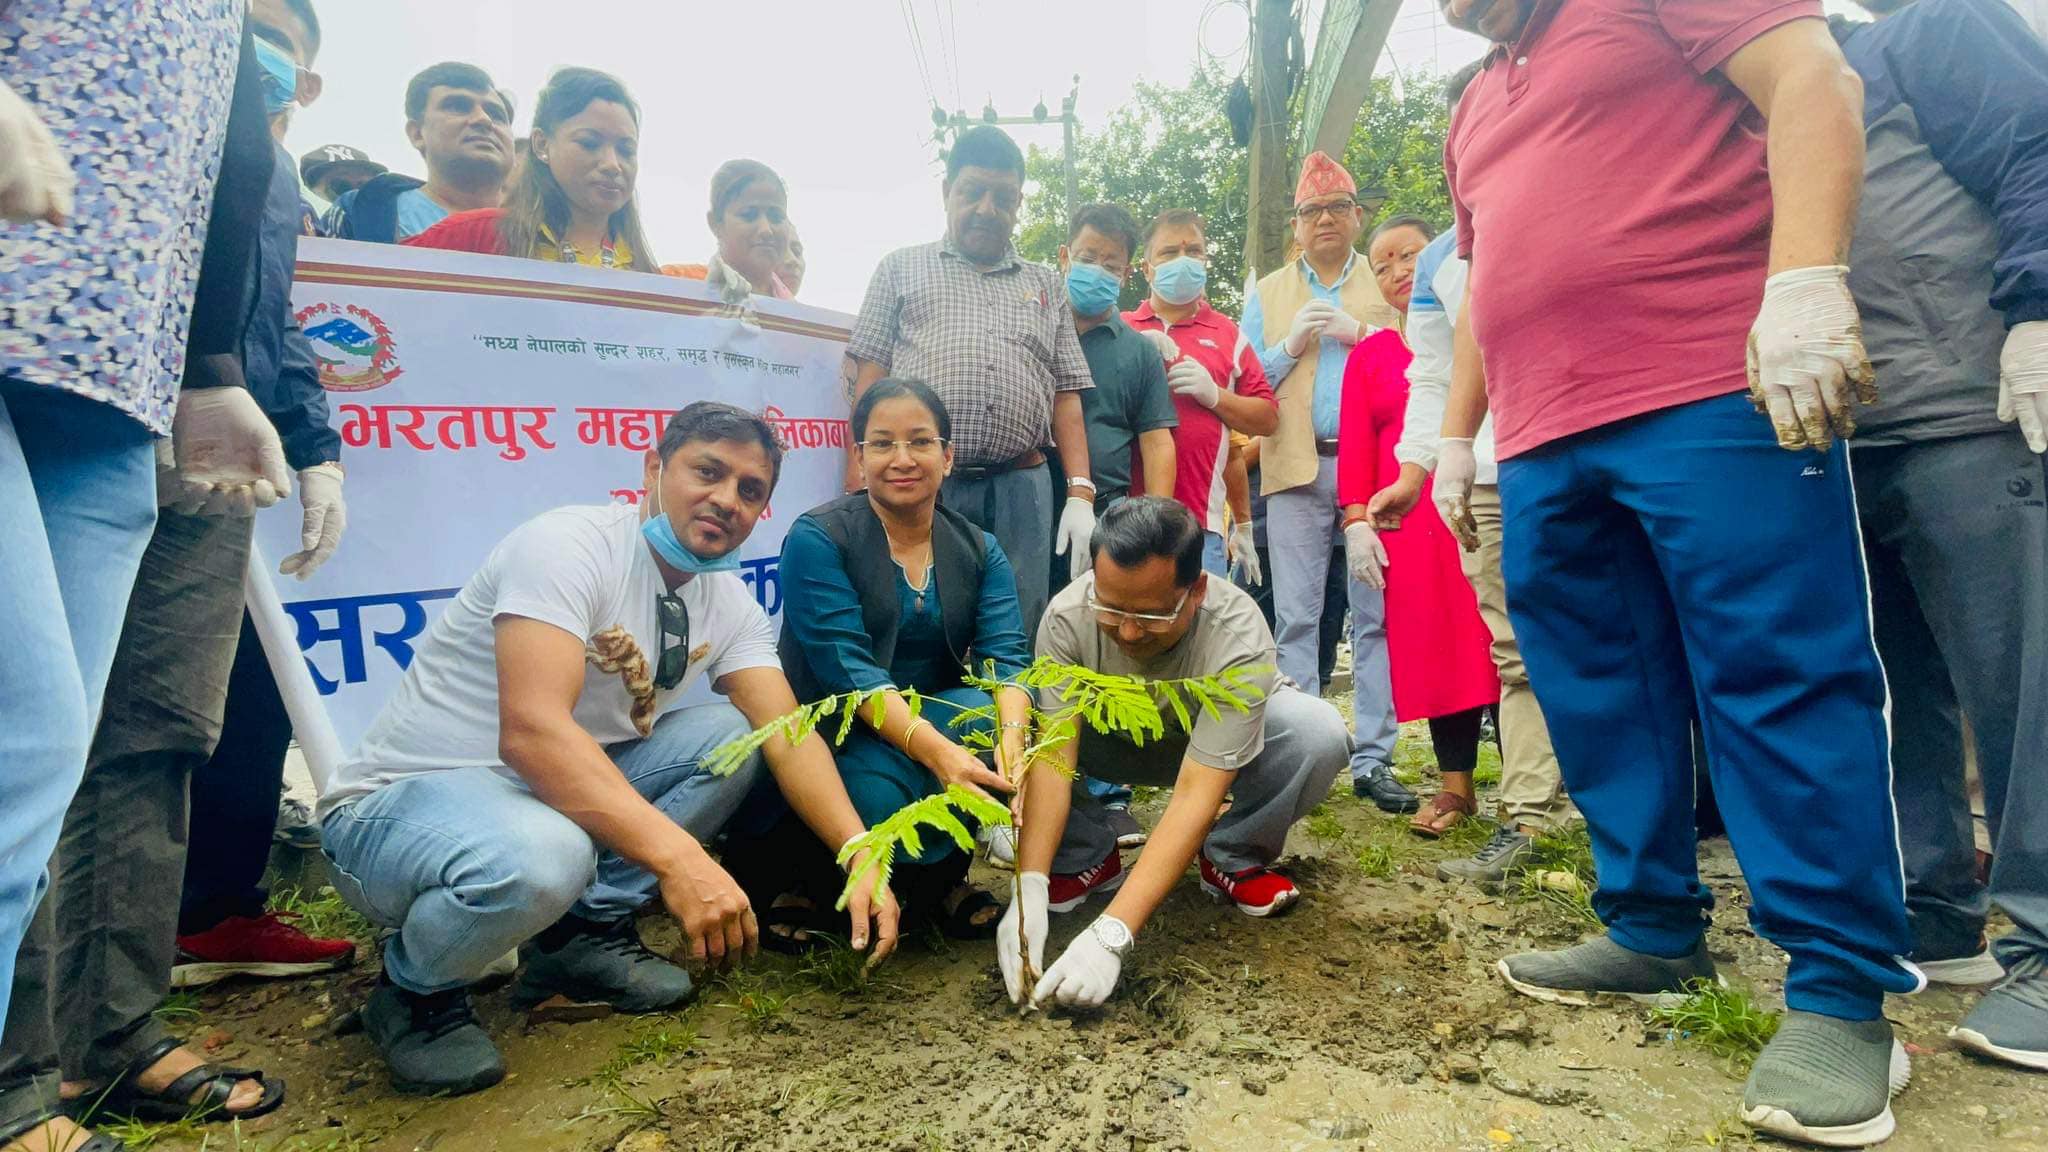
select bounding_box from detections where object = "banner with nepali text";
[256,240,852,753]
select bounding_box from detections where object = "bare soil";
[127,738,2043,1152]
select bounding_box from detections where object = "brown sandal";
[1409,790,1476,839]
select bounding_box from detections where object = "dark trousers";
[180,612,294,935]
[0,511,249,1132]
[1499,392,1918,1021]
[1854,429,2048,968]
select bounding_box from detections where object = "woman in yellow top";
[660,159,794,298]
[406,67,656,272]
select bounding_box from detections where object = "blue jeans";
[1499,392,1919,1021]
[1265,456,1399,781]
[1202,530,1228,578]
[319,702,763,994]
[0,382,155,1035]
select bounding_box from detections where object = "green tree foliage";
[1017,67,1454,317]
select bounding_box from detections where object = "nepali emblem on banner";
[299,301,404,391]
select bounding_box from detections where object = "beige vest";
[1254,257,1399,495]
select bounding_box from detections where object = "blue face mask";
[1065,261,1122,318]
[251,35,299,116]
[640,463,744,575]
[1151,256,1208,306]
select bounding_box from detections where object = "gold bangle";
[901,718,931,755]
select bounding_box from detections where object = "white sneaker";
[978,823,1016,869]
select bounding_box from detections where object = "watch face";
[1094,917,1133,952]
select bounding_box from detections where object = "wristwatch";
[1090,915,1134,958]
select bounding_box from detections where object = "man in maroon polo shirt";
[1435,0,1923,1145]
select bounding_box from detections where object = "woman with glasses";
[765,379,1032,944]
[1336,215,1500,838]
[660,159,795,299]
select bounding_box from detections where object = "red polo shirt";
[1447,0,1820,459]
[1124,299,1276,531]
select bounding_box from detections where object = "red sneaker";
[1199,856,1299,917]
[1047,850,1125,912]
[172,912,356,988]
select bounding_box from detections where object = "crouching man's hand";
[658,842,756,971]
[839,840,901,974]
[1031,914,1133,1011]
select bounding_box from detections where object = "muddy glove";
[1999,320,2048,454]
[1141,329,1180,364]
[1343,520,1388,590]
[167,381,292,516]
[1433,437,1481,553]
[1055,495,1097,581]
[1745,265,1877,451]
[1283,299,1337,357]
[279,462,347,579]
[705,251,754,306]
[1032,914,1131,1010]
[1229,521,1261,586]
[0,79,73,224]
[997,872,1049,1005]
[1167,358,1219,409]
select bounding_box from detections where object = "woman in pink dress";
[1336,216,1501,837]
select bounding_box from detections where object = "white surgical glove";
[1229,521,1262,586]
[1167,358,1220,409]
[1320,305,1363,347]
[997,872,1049,1005]
[167,387,292,517]
[0,80,74,224]
[1343,520,1388,590]
[279,462,347,579]
[1141,329,1180,364]
[1433,436,1480,553]
[1999,320,2048,454]
[1284,299,1338,357]
[1745,265,1877,451]
[1055,494,1097,581]
[1031,915,1130,1010]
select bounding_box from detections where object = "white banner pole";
[245,542,344,797]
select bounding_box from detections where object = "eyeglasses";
[1293,200,1358,222]
[1086,588,1191,633]
[860,437,949,458]
[654,592,690,690]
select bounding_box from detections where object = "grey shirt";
[1034,574,1278,772]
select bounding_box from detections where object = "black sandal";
[759,893,837,956]
[0,1109,128,1151]
[938,884,1003,941]
[95,1037,285,1124]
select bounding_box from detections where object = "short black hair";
[405,61,502,124]
[1446,61,1484,112]
[946,125,1025,184]
[1092,496,1206,588]
[658,402,786,485]
[280,0,321,59]
[1145,207,1206,253]
[1369,214,1436,247]
[1068,202,1140,264]
[850,378,951,443]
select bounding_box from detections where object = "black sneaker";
[1353,771,1420,813]
[362,977,504,1096]
[513,914,695,1014]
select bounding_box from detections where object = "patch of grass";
[1473,739,1503,788]
[1649,980,1782,1073]
[1304,802,1348,844]
[713,969,792,1032]
[268,884,375,944]
[569,1081,661,1123]
[1526,823,1596,884]
[1517,868,1602,928]
[590,1016,698,1087]
[94,1114,214,1150]
[152,990,203,1026]
[1355,840,1400,879]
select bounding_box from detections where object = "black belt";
[952,448,1047,482]
[1315,439,1341,457]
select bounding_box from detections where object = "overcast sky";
[284,0,1865,312]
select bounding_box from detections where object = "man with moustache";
[325,61,513,243]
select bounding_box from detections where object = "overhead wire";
[897,0,939,111]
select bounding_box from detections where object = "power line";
[897,0,938,109]
[932,0,963,109]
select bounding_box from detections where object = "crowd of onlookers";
[2,0,2045,1149]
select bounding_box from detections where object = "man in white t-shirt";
[320,402,896,1097]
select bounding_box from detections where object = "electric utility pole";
[1245,0,1298,279]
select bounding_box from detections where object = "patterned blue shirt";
[0,0,243,434]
